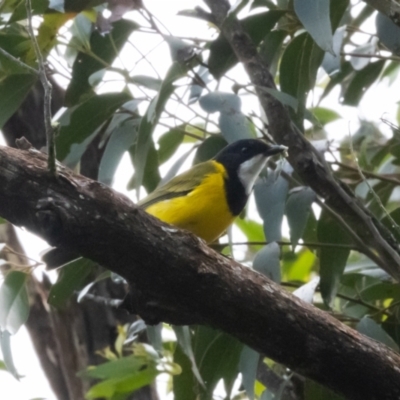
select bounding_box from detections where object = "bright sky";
[1,1,400,399]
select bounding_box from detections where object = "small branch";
[25,0,56,175]
[0,47,39,75]
[341,52,400,62]
[348,135,400,238]
[332,161,400,186]
[229,240,358,250]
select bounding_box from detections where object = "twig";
[0,47,38,75]
[229,241,358,250]
[348,133,400,237]
[341,52,400,62]
[25,0,57,176]
[332,161,400,186]
[281,282,390,316]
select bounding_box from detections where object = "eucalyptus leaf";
[357,316,399,351]
[56,92,132,165]
[376,12,400,56]
[253,242,281,283]
[254,163,290,242]
[199,92,253,142]
[135,62,187,190]
[322,26,345,76]
[0,271,29,335]
[317,209,351,306]
[65,19,139,106]
[239,345,259,400]
[294,0,333,53]
[173,326,204,387]
[285,187,316,248]
[0,74,37,129]
[98,118,139,186]
[0,330,20,379]
[48,258,96,309]
[193,136,228,165]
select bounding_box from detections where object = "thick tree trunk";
[0,145,400,400]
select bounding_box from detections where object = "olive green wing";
[138,161,217,209]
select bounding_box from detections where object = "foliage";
[1,0,400,399]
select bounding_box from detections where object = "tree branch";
[1,145,400,399]
[202,0,400,281]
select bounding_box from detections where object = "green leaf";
[310,107,341,126]
[98,118,139,186]
[285,187,316,248]
[199,92,253,142]
[359,282,400,302]
[254,163,290,242]
[130,138,161,193]
[304,379,346,400]
[238,345,259,400]
[280,32,325,129]
[65,19,139,106]
[282,247,316,282]
[48,258,95,309]
[173,326,204,387]
[263,88,298,111]
[193,135,228,165]
[208,11,285,78]
[0,74,37,129]
[235,218,265,246]
[26,13,74,63]
[134,62,187,190]
[81,356,150,380]
[0,330,20,379]
[56,92,132,165]
[0,271,29,335]
[376,12,400,56]
[82,344,168,399]
[157,128,185,165]
[342,60,386,106]
[322,26,345,76]
[294,0,333,53]
[130,75,162,91]
[259,30,287,77]
[70,13,92,51]
[317,209,351,306]
[253,242,281,283]
[174,327,242,399]
[0,217,6,225]
[86,363,158,399]
[357,316,399,351]
[8,0,48,23]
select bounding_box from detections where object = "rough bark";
[2,78,158,400]
[202,0,400,282]
[1,146,400,400]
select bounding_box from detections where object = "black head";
[214,139,285,171]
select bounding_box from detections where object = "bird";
[139,139,286,243]
[43,139,286,268]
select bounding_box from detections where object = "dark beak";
[266,144,287,156]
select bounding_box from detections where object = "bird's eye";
[241,146,249,154]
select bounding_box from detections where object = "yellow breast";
[145,162,234,243]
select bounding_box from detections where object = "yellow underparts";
[145,161,234,243]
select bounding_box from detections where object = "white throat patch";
[238,154,268,195]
